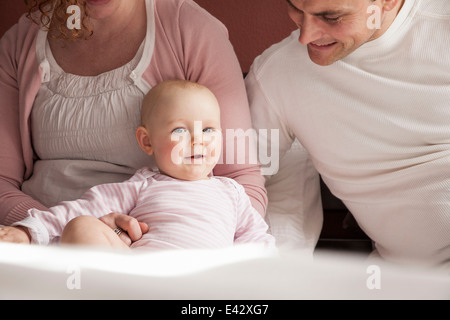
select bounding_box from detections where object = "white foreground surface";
[0,243,448,300]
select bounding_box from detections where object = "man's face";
[287,0,384,66]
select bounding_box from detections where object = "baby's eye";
[172,128,187,134]
[203,128,216,133]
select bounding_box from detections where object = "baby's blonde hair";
[141,80,215,127]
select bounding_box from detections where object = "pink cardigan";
[0,0,267,225]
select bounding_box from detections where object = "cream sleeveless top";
[22,3,157,207]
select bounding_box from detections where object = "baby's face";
[142,86,222,181]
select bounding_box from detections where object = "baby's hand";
[0,226,31,244]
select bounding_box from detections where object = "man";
[246,0,450,268]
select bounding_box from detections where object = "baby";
[0,80,275,250]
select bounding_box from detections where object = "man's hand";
[0,226,31,244]
[99,212,149,246]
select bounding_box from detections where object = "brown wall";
[0,1,28,37]
[194,0,296,72]
[0,0,296,73]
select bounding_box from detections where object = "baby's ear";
[136,126,153,155]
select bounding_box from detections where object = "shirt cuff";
[12,215,50,245]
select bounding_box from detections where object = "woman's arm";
[0,18,49,225]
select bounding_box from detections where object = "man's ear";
[381,0,402,12]
[136,126,153,156]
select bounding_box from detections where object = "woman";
[0,0,267,232]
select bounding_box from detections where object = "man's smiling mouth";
[309,41,337,48]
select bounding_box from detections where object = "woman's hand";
[99,212,149,246]
[0,226,31,244]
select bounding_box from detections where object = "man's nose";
[298,15,323,45]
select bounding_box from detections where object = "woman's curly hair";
[25,0,92,39]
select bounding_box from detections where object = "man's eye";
[324,16,341,23]
[172,128,187,133]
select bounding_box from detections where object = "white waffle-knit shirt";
[246,0,450,266]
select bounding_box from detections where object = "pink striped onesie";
[15,168,275,249]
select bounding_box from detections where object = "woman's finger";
[99,212,133,245]
[139,222,149,234]
[114,213,144,242]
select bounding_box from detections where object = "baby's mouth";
[185,154,204,160]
